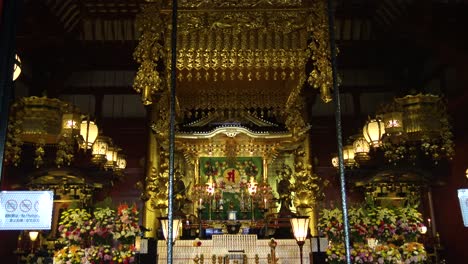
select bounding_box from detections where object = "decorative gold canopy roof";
[133,0,333,109]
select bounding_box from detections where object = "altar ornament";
[206,176,216,196]
[290,216,310,264]
[248,177,258,195]
[159,217,182,244]
[268,238,279,264]
[206,176,216,220]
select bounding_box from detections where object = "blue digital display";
[458,189,468,227]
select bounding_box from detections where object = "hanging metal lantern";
[395,94,441,141]
[382,111,404,136]
[61,106,81,138]
[79,120,99,149]
[353,135,370,164]
[363,118,385,147]
[104,143,118,170]
[116,153,127,170]
[343,144,356,167]
[91,135,110,165]
[17,96,64,145]
[331,154,339,168]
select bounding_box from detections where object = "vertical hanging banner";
[0,190,54,230]
[458,189,468,227]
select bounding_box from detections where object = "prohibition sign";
[20,199,32,212]
[34,201,39,212]
[6,199,17,212]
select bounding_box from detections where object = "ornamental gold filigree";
[134,0,334,105]
[306,0,333,103]
[293,147,326,209]
[133,4,167,105]
[284,95,309,139]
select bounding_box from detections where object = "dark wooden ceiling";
[14,0,468,109]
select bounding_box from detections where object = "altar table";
[157,235,311,264]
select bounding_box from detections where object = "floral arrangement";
[320,205,426,264]
[113,204,140,244]
[365,206,398,242]
[318,208,343,243]
[394,207,425,242]
[91,207,115,245]
[351,243,374,263]
[54,204,140,264]
[57,208,92,245]
[54,245,86,264]
[373,244,402,264]
[400,242,427,264]
[325,242,346,264]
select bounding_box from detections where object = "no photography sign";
[0,191,54,230]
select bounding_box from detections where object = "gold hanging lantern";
[343,144,356,167]
[104,143,118,170]
[17,96,64,145]
[363,118,385,147]
[91,135,110,165]
[382,111,404,136]
[395,94,441,141]
[116,153,127,170]
[61,107,81,138]
[353,135,370,164]
[331,154,339,168]
[79,120,99,149]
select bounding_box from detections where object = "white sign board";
[458,189,468,227]
[0,191,54,230]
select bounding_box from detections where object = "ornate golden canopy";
[133,0,333,109]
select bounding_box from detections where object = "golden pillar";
[303,135,318,236]
[142,105,162,238]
